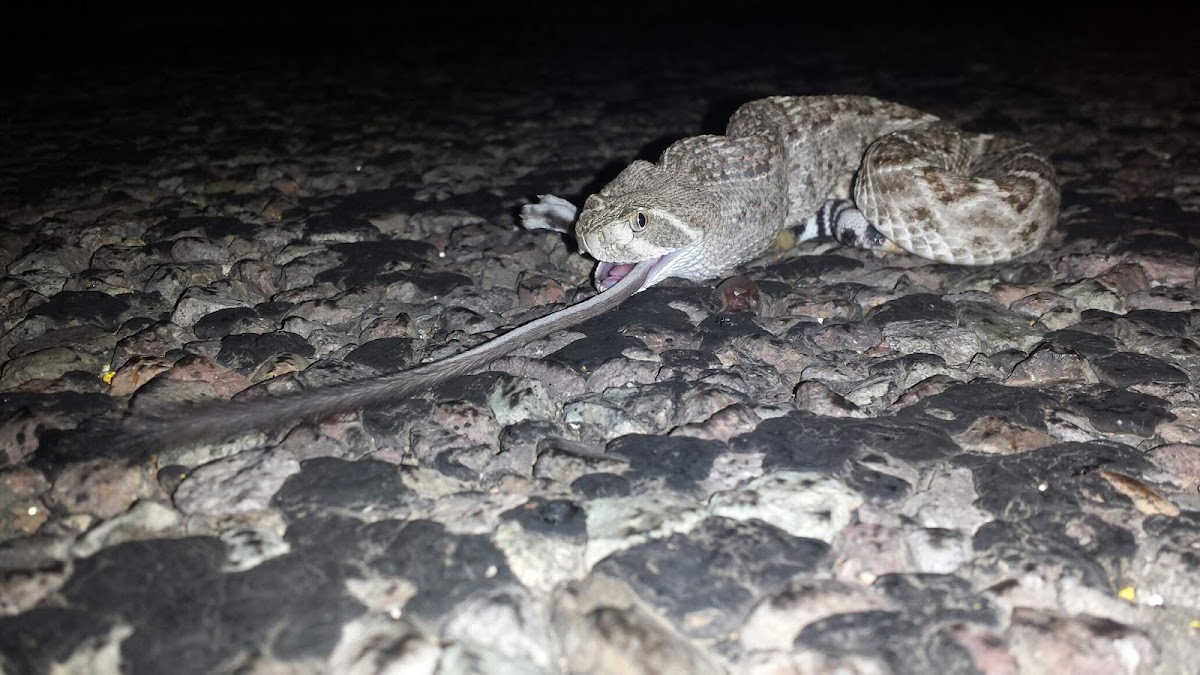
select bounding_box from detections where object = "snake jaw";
[593,261,627,290]
[595,249,685,292]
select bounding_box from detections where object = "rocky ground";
[1,12,1198,675]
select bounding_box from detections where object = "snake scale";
[107,95,1059,454]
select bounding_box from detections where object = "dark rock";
[361,398,433,442]
[193,307,269,339]
[1119,309,1194,336]
[606,434,726,493]
[593,517,828,638]
[734,411,959,473]
[382,270,475,297]
[569,286,702,337]
[766,254,865,284]
[343,337,416,372]
[217,331,315,374]
[571,473,632,498]
[358,519,518,623]
[659,349,722,369]
[1040,329,1119,358]
[273,458,413,519]
[697,311,776,351]
[546,333,644,371]
[27,290,130,331]
[1063,387,1174,436]
[0,391,117,426]
[143,216,251,242]
[845,465,911,502]
[794,610,977,675]
[864,293,957,327]
[895,382,1055,434]
[500,498,587,541]
[315,240,437,288]
[53,536,364,675]
[973,512,1136,591]
[1090,351,1189,387]
[156,464,190,494]
[808,320,884,353]
[955,441,1150,518]
[873,573,996,626]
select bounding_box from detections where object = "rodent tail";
[99,260,653,459]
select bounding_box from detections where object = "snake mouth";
[595,250,682,292]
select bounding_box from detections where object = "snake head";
[575,195,700,263]
[575,195,702,291]
[574,162,719,290]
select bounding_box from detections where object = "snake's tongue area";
[595,251,681,291]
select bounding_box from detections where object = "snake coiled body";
[576,95,1060,287]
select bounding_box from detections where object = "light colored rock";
[709,471,861,543]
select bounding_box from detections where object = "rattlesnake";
[106,95,1059,453]
[557,95,1058,292]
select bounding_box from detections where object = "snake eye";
[632,211,648,231]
